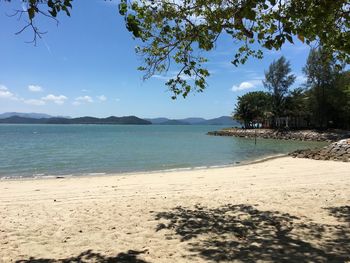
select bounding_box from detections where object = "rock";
[207,128,350,142]
[289,138,350,162]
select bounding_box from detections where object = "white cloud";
[73,95,94,105]
[231,80,262,92]
[42,94,68,105]
[23,99,46,106]
[0,85,16,99]
[0,85,67,106]
[0,85,21,101]
[115,98,121,102]
[232,82,254,91]
[0,85,7,91]
[97,95,107,102]
[28,85,43,92]
[75,95,93,103]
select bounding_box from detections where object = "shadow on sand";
[16,249,150,263]
[154,204,350,262]
[326,205,350,223]
[13,204,350,262]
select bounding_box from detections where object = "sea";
[0,124,326,178]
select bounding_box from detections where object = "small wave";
[86,172,107,176]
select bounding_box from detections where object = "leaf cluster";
[6,0,73,44]
[233,91,272,128]
[119,0,350,98]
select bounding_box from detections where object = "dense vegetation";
[5,1,350,98]
[234,49,350,130]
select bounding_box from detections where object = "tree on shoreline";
[334,71,350,129]
[234,50,350,130]
[303,48,342,128]
[263,56,295,127]
[233,91,272,129]
[285,88,310,120]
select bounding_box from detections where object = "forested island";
[0,116,152,125]
[0,114,240,126]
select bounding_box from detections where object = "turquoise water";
[0,124,326,178]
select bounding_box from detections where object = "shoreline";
[0,153,288,182]
[1,157,349,262]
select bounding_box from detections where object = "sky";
[0,1,311,119]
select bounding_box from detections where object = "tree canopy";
[234,52,350,130]
[4,0,73,43]
[119,0,349,98]
[303,48,350,128]
[4,0,350,98]
[233,91,272,128]
[263,56,295,121]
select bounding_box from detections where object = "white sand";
[0,157,349,262]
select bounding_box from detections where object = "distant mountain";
[181,117,206,124]
[146,118,190,125]
[0,116,151,125]
[198,116,240,126]
[159,120,190,125]
[0,112,71,119]
[147,116,239,126]
[145,118,170,124]
[69,116,151,125]
[0,116,44,124]
[0,113,238,126]
[0,112,53,119]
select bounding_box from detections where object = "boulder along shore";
[208,128,350,162]
[289,139,350,162]
[207,128,350,142]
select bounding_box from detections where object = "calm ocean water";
[0,124,326,178]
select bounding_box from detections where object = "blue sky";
[0,1,310,119]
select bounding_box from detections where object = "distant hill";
[145,118,170,124]
[198,116,240,126]
[159,120,190,125]
[0,113,239,126]
[0,112,53,119]
[181,117,206,124]
[0,112,71,119]
[147,116,239,126]
[0,116,151,125]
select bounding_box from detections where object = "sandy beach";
[0,157,349,262]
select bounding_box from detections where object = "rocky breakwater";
[289,139,350,162]
[207,128,350,142]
